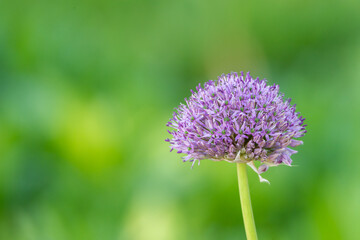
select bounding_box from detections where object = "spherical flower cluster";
[165,72,306,182]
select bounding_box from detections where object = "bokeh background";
[1,0,360,239]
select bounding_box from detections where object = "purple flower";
[166,72,306,182]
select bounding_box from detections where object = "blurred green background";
[1,0,360,239]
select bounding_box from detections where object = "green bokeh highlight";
[1,1,360,239]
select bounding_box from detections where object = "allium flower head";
[166,72,306,182]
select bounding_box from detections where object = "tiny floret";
[166,72,306,182]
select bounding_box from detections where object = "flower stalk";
[237,163,258,240]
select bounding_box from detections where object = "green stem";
[237,162,258,240]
